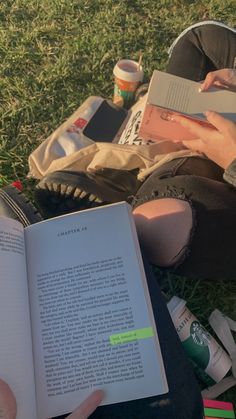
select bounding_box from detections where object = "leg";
[133,198,193,267]
[132,171,236,280]
[167,22,236,81]
[132,156,224,268]
[136,22,236,101]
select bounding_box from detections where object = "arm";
[224,158,236,187]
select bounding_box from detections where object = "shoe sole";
[34,173,107,218]
[0,186,43,227]
[35,169,141,218]
[39,181,104,203]
[37,168,136,205]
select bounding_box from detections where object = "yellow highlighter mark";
[110,327,154,345]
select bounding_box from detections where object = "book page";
[25,202,168,419]
[148,70,236,121]
[0,217,37,419]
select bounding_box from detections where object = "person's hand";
[0,377,103,419]
[174,111,236,169]
[66,390,104,419]
[0,379,17,419]
[199,68,236,92]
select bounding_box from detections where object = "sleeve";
[223,158,236,187]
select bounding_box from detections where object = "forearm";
[224,158,236,187]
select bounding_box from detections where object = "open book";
[139,70,236,142]
[0,202,168,419]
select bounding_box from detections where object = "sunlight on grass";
[1,0,236,405]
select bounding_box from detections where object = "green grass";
[1,0,236,408]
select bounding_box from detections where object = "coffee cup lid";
[113,59,144,82]
[167,296,186,318]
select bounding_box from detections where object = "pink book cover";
[139,103,212,143]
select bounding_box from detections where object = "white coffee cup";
[113,59,144,108]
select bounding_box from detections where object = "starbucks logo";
[190,321,211,346]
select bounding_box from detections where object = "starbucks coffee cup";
[167,296,232,383]
[113,59,144,108]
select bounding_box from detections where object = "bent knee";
[133,198,193,267]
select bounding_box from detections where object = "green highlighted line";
[110,327,154,345]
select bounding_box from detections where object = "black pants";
[167,21,236,80]
[133,156,236,280]
[134,22,236,280]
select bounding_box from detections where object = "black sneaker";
[0,185,43,226]
[34,168,142,218]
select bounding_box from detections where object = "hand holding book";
[172,68,236,169]
[0,378,104,419]
[65,390,104,419]
[174,83,236,172]
[174,110,236,169]
[0,379,17,419]
[139,69,236,143]
[200,68,236,92]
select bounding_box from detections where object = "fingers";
[0,379,17,419]
[173,115,220,141]
[200,69,235,91]
[68,390,104,419]
[205,111,235,134]
[200,69,236,91]
[174,112,234,140]
[182,139,204,152]
[200,72,224,91]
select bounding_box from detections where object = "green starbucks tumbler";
[167,296,232,383]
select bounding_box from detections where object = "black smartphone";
[82,100,128,143]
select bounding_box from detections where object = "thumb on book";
[67,390,105,419]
